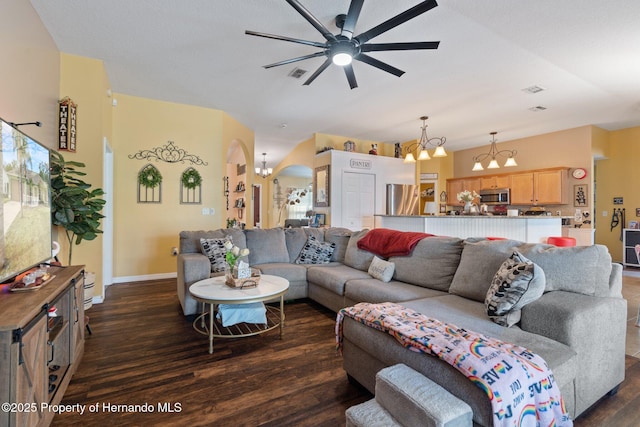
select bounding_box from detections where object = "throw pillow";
[368,256,395,283]
[295,236,336,265]
[485,251,545,327]
[200,237,231,273]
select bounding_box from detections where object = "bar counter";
[374,214,562,243]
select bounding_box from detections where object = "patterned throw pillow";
[485,251,545,327]
[295,236,336,265]
[368,256,395,283]
[200,237,231,273]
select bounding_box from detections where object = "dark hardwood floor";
[52,279,639,426]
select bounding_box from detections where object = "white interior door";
[342,172,375,230]
[102,137,114,296]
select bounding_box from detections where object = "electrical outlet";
[171,247,178,256]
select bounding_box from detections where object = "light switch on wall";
[602,210,608,216]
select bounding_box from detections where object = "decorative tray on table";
[8,274,56,292]
[225,268,261,289]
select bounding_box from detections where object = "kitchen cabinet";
[510,168,567,205]
[0,266,85,427]
[446,178,481,205]
[480,175,510,190]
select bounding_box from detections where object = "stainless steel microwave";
[479,188,510,205]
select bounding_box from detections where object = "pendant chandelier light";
[403,116,447,163]
[472,132,517,171]
[255,152,273,178]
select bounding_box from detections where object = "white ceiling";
[30,0,640,170]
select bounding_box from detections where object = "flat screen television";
[0,117,52,283]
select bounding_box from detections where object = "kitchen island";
[374,215,562,243]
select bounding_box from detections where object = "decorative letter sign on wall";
[58,97,77,152]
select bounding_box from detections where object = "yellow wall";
[111,94,253,278]
[594,126,640,262]
[0,0,60,148]
[58,53,112,297]
[314,133,396,157]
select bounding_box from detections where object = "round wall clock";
[572,168,587,179]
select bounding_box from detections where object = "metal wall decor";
[137,164,162,203]
[128,141,208,165]
[180,167,202,204]
[224,176,230,210]
[58,97,77,152]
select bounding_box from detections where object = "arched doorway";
[226,141,248,228]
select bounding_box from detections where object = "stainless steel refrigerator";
[386,184,419,216]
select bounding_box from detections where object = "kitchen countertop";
[375,214,562,219]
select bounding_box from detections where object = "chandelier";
[472,132,517,171]
[403,116,447,163]
[255,153,273,178]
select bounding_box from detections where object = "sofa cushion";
[344,229,375,271]
[389,237,463,292]
[345,278,447,305]
[485,251,545,327]
[222,228,247,250]
[199,237,231,273]
[449,239,523,302]
[368,256,395,282]
[325,227,352,262]
[284,228,309,263]
[307,264,372,295]
[245,228,289,265]
[518,244,612,296]
[295,236,336,264]
[179,230,226,254]
[253,262,308,283]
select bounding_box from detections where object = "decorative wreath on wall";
[181,168,202,189]
[138,165,163,188]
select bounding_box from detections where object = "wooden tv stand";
[0,265,85,427]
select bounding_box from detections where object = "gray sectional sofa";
[176,226,626,426]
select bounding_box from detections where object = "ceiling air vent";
[288,67,307,79]
[528,105,547,112]
[522,85,545,94]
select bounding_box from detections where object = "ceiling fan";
[245,0,440,89]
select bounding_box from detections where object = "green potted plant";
[50,150,106,265]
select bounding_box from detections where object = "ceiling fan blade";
[341,0,364,39]
[303,58,333,86]
[355,0,438,45]
[264,51,327,69]
[286,0,337,42]
[362,41,440,52]
[355,54,405,77]
[245,30,326,48]
[344,64,358,89]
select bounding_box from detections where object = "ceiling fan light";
[417,149,430,160]
[487,159,500,169]
[472,161,484,171]
[404,152,416,163]
[432,146,447,157]
[504,156,517,167]
[332,52,352,66]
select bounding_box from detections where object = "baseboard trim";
[111,272,177,284]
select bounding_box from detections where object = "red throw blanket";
[357,228,433,258]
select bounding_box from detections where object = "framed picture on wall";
[314,165,330,207]
[574,184,588,207]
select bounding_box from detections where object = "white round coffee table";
[189,274,289,354]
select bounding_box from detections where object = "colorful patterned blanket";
[336,302,572,427]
